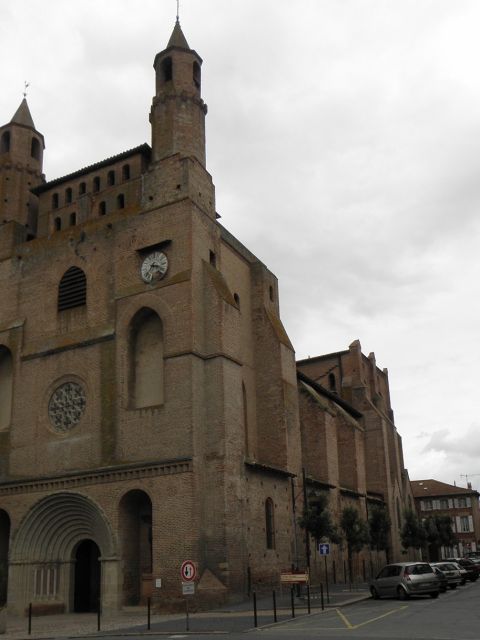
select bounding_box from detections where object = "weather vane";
[176,0,180,22]
[23,81,30,99]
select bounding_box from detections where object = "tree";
[400,508,426,552]
[340,506,370,582]
[368,505,391,559]
[423,515,457,561]
[299,490,341,545]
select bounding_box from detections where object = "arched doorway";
[119,490,152,605]
[73,540,101,612]
[9,492,117,615]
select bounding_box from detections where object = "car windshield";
[404,564,432,575]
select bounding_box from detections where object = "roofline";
[297,350,350,365]
[32,143,151,194]
[297,369,363,419]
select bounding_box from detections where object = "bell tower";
[150,20,207,166]
[0,99,45,237]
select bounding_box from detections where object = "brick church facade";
[0,21,413,615]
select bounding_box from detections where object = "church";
[0,20,413,615]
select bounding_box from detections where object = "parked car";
[370,562,440,600]
[445,557,480,582]
[431,562,462,589]
[432,566,448,592]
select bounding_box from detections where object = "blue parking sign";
[318,543,330,556]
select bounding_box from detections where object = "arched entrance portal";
[9,493,118,615]
[119,490,152,605]
[74,540,101,612]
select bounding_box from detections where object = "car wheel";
[430,592,439,599]
[397,587,408,600]
[370,586,380,600]
[461,579,466,586]
[449,584,457,590]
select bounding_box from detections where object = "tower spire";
[151,21,207,166]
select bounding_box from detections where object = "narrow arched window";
[265,498,275,549]
[107,170,115,186]
[161,57,173,83]
[328,373,336,392]
[242,382,249,456]
[58,266,87,311]
[54,217,62,231]
[122,164,130,181]
[99,201,106,216]
[31,137,41,160]
[79,182,86,195]
[193,61,201,89]
[93,176,101,193]
[65,187,73,204]
[52,193,59,209]
[0,131,10,154]
[130,308,164,408]
[69,212,76,226]
[117,194,125,209]
[0,346,13,430]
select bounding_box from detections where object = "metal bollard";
[253,591,258,627]
[147,597,151,630]
[273,589,277,622]
[28,603,32,635]
[320,583,324,611]
[291,586,295,618]
[307,583,311,614]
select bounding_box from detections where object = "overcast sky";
[1,0,479,490]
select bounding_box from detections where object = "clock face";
[141,251,168,283]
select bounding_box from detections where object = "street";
[98,579,480,640]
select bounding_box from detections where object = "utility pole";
[302,468,311,574]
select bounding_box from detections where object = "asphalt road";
[99,579,480,640]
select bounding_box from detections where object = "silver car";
[370,562,440,600]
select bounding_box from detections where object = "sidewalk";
[0,583,371,639]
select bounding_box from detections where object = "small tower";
[0,99,45,237]
[150,20,207,166]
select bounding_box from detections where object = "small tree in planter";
[368,504,391,572]
[400,508,426,554]
[340,506,370,585]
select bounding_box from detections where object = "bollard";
[363,559,366,582]
[320,583,324,611]
[344,560,347,584]
[28,603,32,635]
[333,560,337,584]
[186,598,190,631]
[147,597,151,630]
[291,586,295,618]
[253,591,258,627]
[97,601,101,632]
[307,583,311,614]
[273,589,277,623]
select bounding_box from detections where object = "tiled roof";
[411,479,478,498]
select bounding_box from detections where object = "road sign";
[182,582,195,595]
[319,543,330,556]
[181,560,197,582]
[280,572,309,584]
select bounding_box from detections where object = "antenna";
[23,81,30,99]
[176,0,180,22]
[460,473,480,486]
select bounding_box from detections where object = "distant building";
[411,479,480,557]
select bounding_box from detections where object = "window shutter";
[58,267,87,311]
